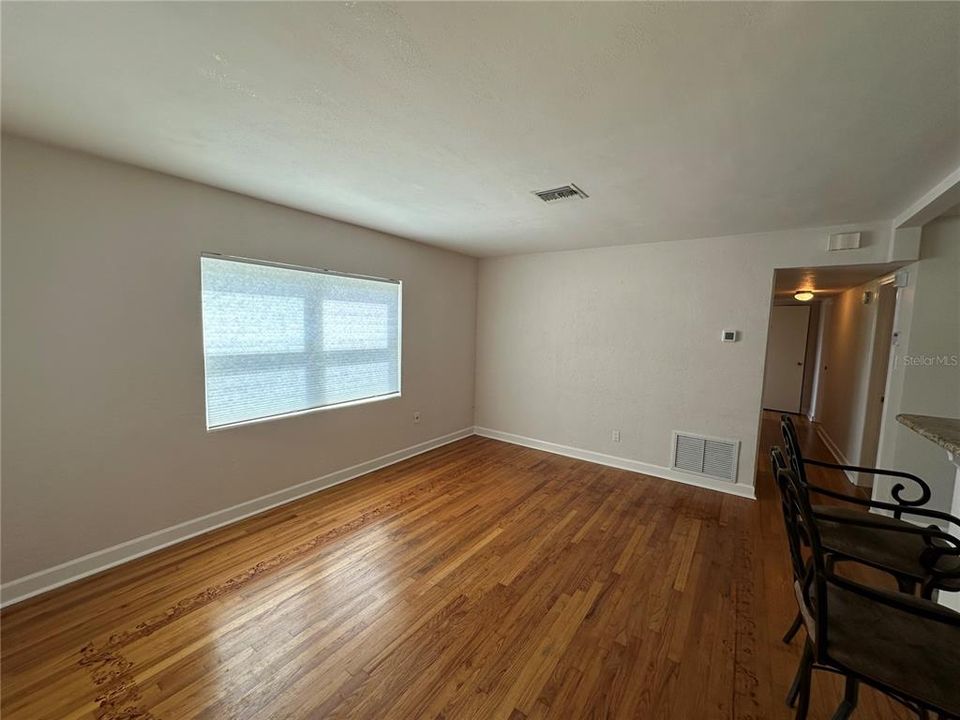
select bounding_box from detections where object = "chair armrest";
[805,482,960,528]
[811,509,960,549]
[802,458,932,508]
[810,503,960,581]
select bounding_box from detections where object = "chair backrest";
[770,446,808,582]
[779,414,808,483]
[772,459,829,652]
[780,413,931,515]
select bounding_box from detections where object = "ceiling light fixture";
[794,291,814,302]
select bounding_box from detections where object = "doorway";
[761,305,810,413]
[759,263,906,487]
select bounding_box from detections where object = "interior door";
[762,305,811,413]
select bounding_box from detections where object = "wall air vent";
[827,232,861,251]
[671,432,740,482]
[533,183,589,203]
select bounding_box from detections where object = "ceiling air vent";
[533,183,589,203]
[671,432,740,482]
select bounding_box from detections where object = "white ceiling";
[2,2,958,257]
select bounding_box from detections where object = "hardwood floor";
[1,414,913,719]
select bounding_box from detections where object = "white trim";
[813,424,858,486]
[893,164,960,228]
[206,391,402,433]
[200,251,401,285]
[2,424,758,607]
[475,427,756,500]
[0,427,474,608]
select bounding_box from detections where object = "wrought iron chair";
[772,446,960,711]
[779,415,960,646]
[772,453,960,720]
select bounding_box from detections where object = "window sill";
[206,392,402,432]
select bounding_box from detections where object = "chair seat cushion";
[813,505,960,591]
[827,583,960,716]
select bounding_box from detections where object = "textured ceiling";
[2,2,959,257]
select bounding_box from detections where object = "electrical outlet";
[612,430,620,443]
[413,412,421,424]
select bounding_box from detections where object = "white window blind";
[200,254,401,429]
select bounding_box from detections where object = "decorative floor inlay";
[75,464,458,719]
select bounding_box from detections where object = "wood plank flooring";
[1,414,913,719]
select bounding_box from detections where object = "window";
[200,254,401,429]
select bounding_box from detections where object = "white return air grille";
[671,432,740,482]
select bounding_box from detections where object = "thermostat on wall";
[721,330,739,342]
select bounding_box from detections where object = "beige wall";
[475,222,905,492]
[1,135,478,582]
[876,217,960,513]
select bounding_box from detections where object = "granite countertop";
[897,414,960,456]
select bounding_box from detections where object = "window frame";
[200,252,402,431]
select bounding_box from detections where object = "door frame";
[809,298,831,423]
[860,275,901,478]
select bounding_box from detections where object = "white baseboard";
[2,424,756,607]
[0,427,475,608]
[813,425,860,486]
[474,427,756,500]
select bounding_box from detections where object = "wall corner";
[887,226,921,263]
